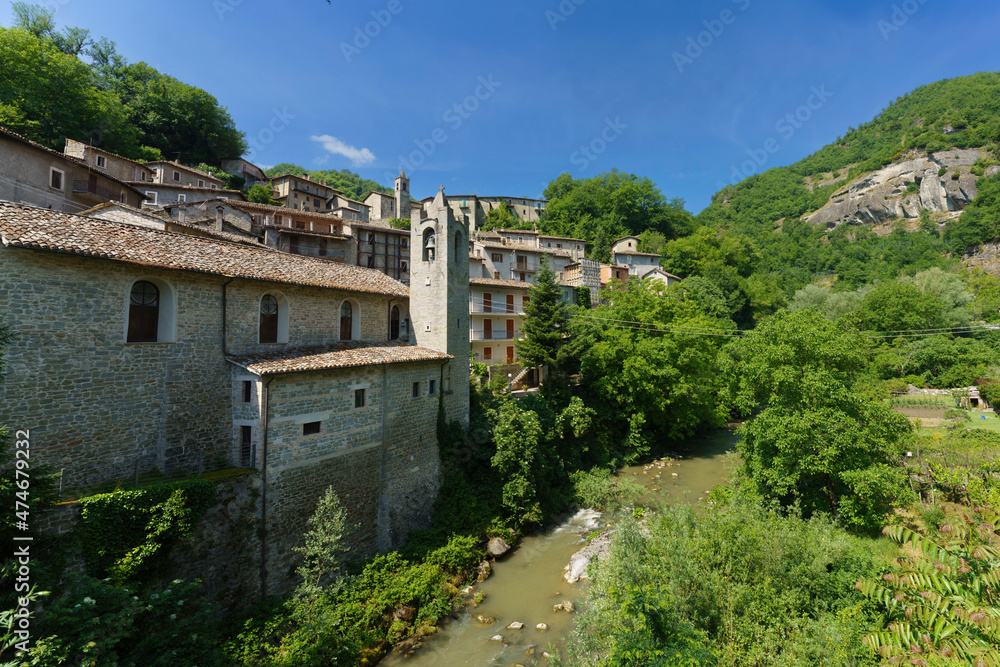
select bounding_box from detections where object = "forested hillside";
[0,4,245,163]
[699,72,1000,231]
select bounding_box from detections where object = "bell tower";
[409,187,469,426]
[394,170,411,220]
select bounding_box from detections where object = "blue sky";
[3,0,999,213]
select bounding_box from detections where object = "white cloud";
[310,135,376,166]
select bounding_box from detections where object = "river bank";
[378,428,740,665]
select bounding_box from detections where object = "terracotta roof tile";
[228,341,450,375]
[470,277,532,290]
[0,201,408,297]
[129,182,245,197]
[143,161,225,184]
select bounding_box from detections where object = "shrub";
[77,480,215,583]
[25,577,230,667]
[569,468,644,512]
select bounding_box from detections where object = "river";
[378,428,740,666]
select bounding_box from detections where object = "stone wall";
[0,245,407,490]
[257,361,444,595]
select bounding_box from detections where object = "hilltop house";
[270,173,338,212]
[136,160,243,207]
[0,126,146,212]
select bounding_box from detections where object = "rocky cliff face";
[806,149,987,227]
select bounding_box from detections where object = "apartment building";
[347,220,410,283]
[469,278,531,365]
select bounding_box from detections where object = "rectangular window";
[483,293,492,313]
[198,179,205,187]
[119,190,127,204]
[243,381,252,403]
[145,191,157,204]
[368,233,376,244]
[400,260,408,271]
[483,347,492,360]
[240,426,252,467]
[429,380,436,396]
[367,255,376,268]
[491,253,503,263]
[96,155,107,168]
[49,167,64,190]
[355,388,366,408]
[172,171,180,182]
[178,194,186,203]
[523,296,530,309]
[412,382,420,398]
[506,294,514,313]
[303,421,321,435]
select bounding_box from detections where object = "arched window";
[390,305,400,341]
[127,281,159,342]
[340,301,354,341]
[423,228,436,262]
[260,295,279,344]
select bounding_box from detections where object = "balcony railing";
[470,330,521,342]
[72,180,116,200]
[470,304,522,314]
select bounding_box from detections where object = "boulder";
[564,529,614,583]
[490,634,504,643]
[392,605,417,623]
[487,536,511,558]
[536,623,549,631]
[476,614,496,625]
[477,561,491,582]
[507,621,524,630]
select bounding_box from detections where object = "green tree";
[580,281,733,462]
[245,183,278,205]
[0,27,137,154]
[515,258,569,395]
[490,401,546,526]
[726,310,914,531]
[855,279,947,333]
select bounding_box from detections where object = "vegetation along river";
[378,428,740,666]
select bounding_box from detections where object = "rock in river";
[487,536,511,558]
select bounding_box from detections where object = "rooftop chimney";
[215,206,224,232]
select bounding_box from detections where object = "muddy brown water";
[378,428,739,666]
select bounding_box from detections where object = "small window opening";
[355,388,366,408]
[243,381,252,403]
[429,380,437,396]
[303,421,321,435]
[240,426,253,466]
[412,382,420,398]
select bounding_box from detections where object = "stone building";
[0,126,146,212]
[348,220,410,284]
[364,171,411,223]
[327,192,371,222]
[221,158,267,188]
[63,139,155,185]
[611,235,663,279]
[270,173,338,212]
[408,188,470,425]
[0,194,467,594]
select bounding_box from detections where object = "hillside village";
[6,3,1000,665]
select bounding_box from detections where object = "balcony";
[470,330,521,342]
[72,179,116,201]
[470,304,522,315]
